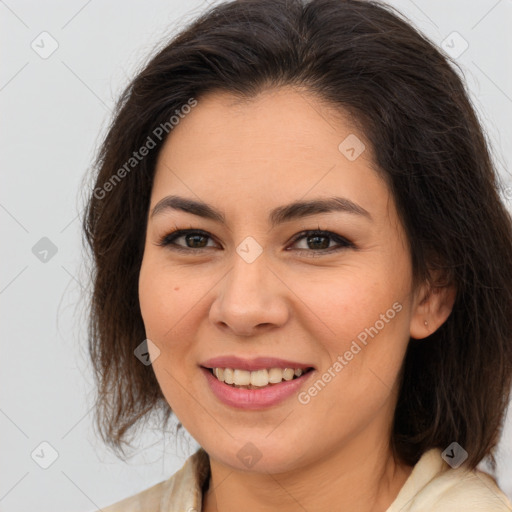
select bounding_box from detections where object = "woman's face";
[138,86,424,473]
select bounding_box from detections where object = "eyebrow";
[150,195,372,227]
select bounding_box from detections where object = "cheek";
[138,261,164,333]
[138,258,186,348]
[138,255,191,326]
[138,260,197,406]
[138,257,210,383]
[301,272,394,339]
[312,274,410,382]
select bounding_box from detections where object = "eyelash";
[155,226,355,256]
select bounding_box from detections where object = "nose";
[209,252,290,337]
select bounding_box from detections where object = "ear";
[410,276,456,340]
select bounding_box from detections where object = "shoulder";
[425,467,512,511]
[388,448,512,512]
[95,448,210,512]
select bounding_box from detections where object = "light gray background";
[1,1,511,511]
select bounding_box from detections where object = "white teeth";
[250,369,269,387]
[211,367,309,387]
[282,368,295,381]
[268,368,283,383]
[223,368,234,384]
[233,369,251,386]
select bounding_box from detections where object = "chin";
[202,435,311,475]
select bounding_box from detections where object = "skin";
[138,86,455,512]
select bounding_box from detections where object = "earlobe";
[410,282,456,340]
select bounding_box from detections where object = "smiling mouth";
[206,367,315,389]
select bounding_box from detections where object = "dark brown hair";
[82,0,512,471]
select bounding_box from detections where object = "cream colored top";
[98,447,512,511]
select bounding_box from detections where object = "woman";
[83,0,512,510]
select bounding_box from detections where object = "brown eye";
[156,229,217,251]
[156,228,354,256]
[289,230,354,255]
[180,233,209,248]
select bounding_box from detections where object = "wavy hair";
[82,0,512,471]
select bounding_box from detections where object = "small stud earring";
[424,320,428,327]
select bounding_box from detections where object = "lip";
[200,356,315,371]
[201,366,315,410]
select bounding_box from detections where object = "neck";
[202,425,413,512]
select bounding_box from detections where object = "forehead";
[150,86,392,224]
[160,86,365,154]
